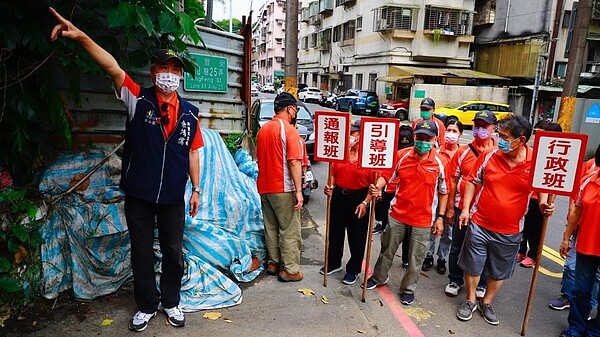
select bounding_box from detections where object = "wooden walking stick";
[361,171,379,302]
[521,195,556,336]
[323,163,333,287]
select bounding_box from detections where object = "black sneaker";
[372,223,383,235]
[422,255,434,271]
[163,305,185,327]
[342,272,358,285]
[129,311,157,332]
[402,262,408,271]
[436,259,446,274]
[361,276,389,290]
[400,292,414,305]
[319,265,343,275]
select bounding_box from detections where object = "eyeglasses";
[160,102,169,125]
[497,132,516,142]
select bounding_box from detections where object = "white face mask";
[349,135,358,148]
[445,133,459,144]
[155,72,180,94]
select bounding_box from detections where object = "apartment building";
[298,0,512,104]
[252,0,289,84]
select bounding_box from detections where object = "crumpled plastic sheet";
[38,128,265,311]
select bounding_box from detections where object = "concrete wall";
[407,83,509,119]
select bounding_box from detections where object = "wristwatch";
[192,186,201,194]
[361,201,369,206]
[437,213,445,219]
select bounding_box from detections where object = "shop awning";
[376,75,412,83]
[520,84,600,93]
[389,66,509,80]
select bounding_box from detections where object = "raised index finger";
[48,7,68,24]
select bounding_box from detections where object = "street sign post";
[314,111,350,288]
[522,130,588,336]
[184,54,229,93]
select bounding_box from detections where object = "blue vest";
[120,87,199,204]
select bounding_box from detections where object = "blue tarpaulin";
[38,128,265,311]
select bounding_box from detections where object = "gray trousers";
[372,216,431,295]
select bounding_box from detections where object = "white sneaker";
[129,311,157,331]
[163,305,185,327]
[476,286,487,299]
[444,282,463,297]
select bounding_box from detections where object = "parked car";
[434,100,512,126]
[251,86,260,97]
[250,99,314,158]
[378,99,409,120]
[262,83,275,93]
[298,87,322,103]
[335,89,379,115]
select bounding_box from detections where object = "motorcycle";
[324,93,337,109]
[302,161,318,203]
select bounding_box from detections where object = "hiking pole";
[323,163,333,287]
[521,195,556,336]
[361,171,378,302]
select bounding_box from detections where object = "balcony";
[337,0,356,7]
[373,6,418,38]
[301,7,310,22]
[319,0,334,14]
[309,1,319,17]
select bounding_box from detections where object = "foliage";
[223,133,243,155]
[432,28,442,45]
[0,0,206,185]
[0,188,46,310]
[215,19,242,34]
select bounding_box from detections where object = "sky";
[212,0,258,21]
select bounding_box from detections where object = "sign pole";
[323,163,333,287]
[362,171,379,302]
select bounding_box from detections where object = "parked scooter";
[324,93,337,108]
[302,161,318,203]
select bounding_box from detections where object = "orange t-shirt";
[384,148,448,228]
[120,74,204,150]
[256,115,303,194]
[411,116,446,147]
[468,146,533,234]
[332,159,373,190]
[575,171,600,256]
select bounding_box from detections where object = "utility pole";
[557,0,593,132]
[206,0,213,28]
[284,0,299,98]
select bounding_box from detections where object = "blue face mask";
[420,110,431,119]
[414,140,433,153]
[497,138,513,153]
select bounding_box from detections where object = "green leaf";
[179,13,200,45]
[0,257,10,273]
[107,2,136,28]
[135,7,154,37]
[173,38,187,53]
[7,239,19,253]
[12,224,29,243]
[0,276,23,293]
[159,11,179,33]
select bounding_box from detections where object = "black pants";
[519,198,543,259]
[328,187,370,275]
[375,191,409,264]
[125,195,185,314]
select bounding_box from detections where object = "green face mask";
[420,110,431,119]
[414,140,433,153]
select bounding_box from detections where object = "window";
[342,20,356,43]
[310,33,318,48]
[356,16,363,30]
[562,10,572,29]
[333,25,341,42]
[276,38,283,45]
[275,57,285,63]
[368,73,377,91]
[555,62,567,78]
[267,58,273,67]
[373,6,418,32]
[424,6,473,35]
[301,36,309,50]
[355,74,363,89]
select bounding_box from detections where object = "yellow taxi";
[434,100,512,126]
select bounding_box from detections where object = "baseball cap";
[398,125,414,149]
[473,110,498,124]
[420,97,435,110]
[274,92,297,110]
[414,119,438,137]
[151,49,184,68]
[350,119,361,131]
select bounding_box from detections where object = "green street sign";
[184,54,228,93]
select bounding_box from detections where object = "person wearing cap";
[256,92,304,283]
[49,8,202,331]
[444,109,498,299]
[321,119,374,285]
[363,120,448,306]
[455,115,554,325]
[423,118,464,274]
[412,97,446,147]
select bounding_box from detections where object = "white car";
[262,83,275,93]
[251,86,260,97]
[298,87,322,103]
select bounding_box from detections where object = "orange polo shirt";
[332,159,373,190]
[468,146,533,234]
[257,115,303,194]
[447,139,496,209]
[411,116,446,147]
[575,171,600,256]
[384,147,448,228]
